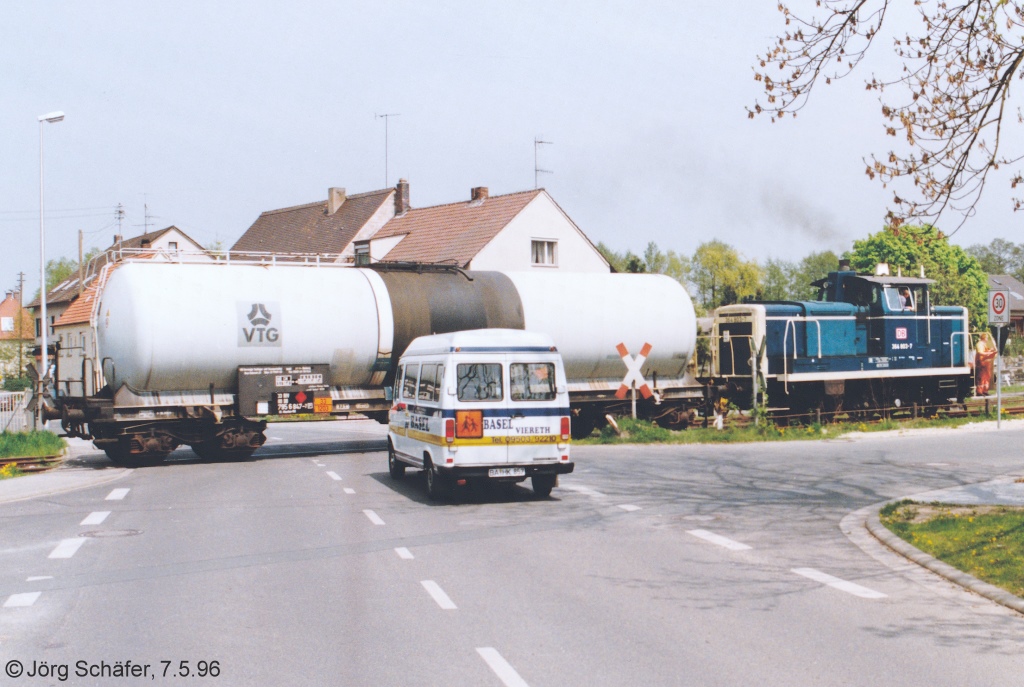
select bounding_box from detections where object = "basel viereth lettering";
[238,302,282,347]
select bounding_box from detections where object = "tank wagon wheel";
[532,474,556,498]
[387,440,405,479]
[424,457,447,501]
[189,442,256,462]
[570,413,596,440]
[101,441,168,468]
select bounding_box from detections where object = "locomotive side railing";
[781,318,823,394]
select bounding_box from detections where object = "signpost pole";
[997,324,1003,430]
[631,383,637,420]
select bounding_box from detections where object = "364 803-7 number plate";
[488,467,526,478]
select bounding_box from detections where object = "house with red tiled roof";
[363,185,609,272]
[0,290,34,382]
[230,186,399,260]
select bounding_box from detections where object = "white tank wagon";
[53,261,701,465]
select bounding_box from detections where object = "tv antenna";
[376,113,400,187]
[534,137,553,189]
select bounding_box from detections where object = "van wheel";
[532,474,556,498]
[425,459,446,501]
[387,440,405,479]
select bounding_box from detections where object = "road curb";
[864,500,1024,616]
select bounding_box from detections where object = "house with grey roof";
[988,274,1024,334]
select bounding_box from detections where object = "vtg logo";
[238,301,282,347]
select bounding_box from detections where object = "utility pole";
[16,272,25,377]
[78,229,84,295]
[534,137,553,189]
[376,113,400,187]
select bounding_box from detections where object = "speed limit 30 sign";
[989,289,1010,325]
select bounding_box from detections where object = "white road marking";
[363,509,385,525]
[476,648,530,687]
[395,547,414,560]
[618,504,641,512]
[326,471,342,481]
[792,567,887,599]
[80,511,111,526]
[105,488,130,501]
[687,529,753,551]
[4,592,41,608]
[48,538,86,559]
[343,488,355,494]
[25,576,52,582]
[560,484,605,497]
[421,580,457,610]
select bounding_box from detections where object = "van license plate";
[488,467,526,478]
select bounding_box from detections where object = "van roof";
[403,328,557,356]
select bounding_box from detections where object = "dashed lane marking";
[105,488,130,501]
[363,510,385,526]
[476,648,530,687]
[618,504,641,512]
[4,592,41,608]
[326,471,342,481]
[395,547,414,560]
[48,538,86,559]
[80,511,110,526]
[26,576,52,582]
[792,567,887,599]
[421,580,457,610]
[344,488,355,494]
[560,484,605,497]
[686,529,753,551]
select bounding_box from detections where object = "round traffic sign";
[992,292,1007,315]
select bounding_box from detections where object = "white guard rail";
[0,391,29,433]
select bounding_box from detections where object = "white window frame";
[531,239,558,267]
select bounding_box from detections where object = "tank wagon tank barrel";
[53,260,701,464]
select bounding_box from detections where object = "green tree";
[643,242,690,283]
[966,239,1024,281]
[760,258,795,301]
[595,242,643,273]
[690,241,762,309]
[791,250,840,301]
[847,226,988,330]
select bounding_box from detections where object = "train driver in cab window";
[899,287,914,310]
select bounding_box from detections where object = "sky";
[2,1,1022,297]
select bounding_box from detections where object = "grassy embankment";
[0,431,66,480]
[880,500,1024,598]
[576,413,1008,445]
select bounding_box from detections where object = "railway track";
[1,454,63,474]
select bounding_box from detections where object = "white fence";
[0,391,29,433]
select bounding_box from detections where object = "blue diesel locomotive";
[712,262,974,416]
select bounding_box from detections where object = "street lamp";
[37,110,64,429]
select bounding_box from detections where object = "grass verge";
[575,414,1003,445]
[0,431,66,461]
[880,500,1024,598]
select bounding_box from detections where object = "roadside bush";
[0,431,65,460]
[2,377,32,392]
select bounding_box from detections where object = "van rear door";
[507,357,562,465]
[454,358,509,465]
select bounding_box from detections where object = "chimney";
[328,187,346,215]
[113,234,123,245]
[395,178,410,215]
[471,186,489,202]
[140,238,152,249]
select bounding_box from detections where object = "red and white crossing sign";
[989,289,1010,325]
[615,342,653,400]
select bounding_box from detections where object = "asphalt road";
[2,420,1024,686]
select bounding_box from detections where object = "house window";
[168,241,178,251]
[0,317,13,333]
[35,318,41,337]
[354,242,370,266]
[531,240,557,266]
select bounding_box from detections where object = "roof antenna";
[534,136,553,189]
[376,113,400,187]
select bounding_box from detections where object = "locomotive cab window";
[885,287,914,311]
[457,363,503,401]
[510,362,556,401]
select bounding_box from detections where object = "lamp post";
[37,110,64,429]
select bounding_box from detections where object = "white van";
[387,329,574,499]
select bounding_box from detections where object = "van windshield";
[457,363,503,401]
[510,363,555,401]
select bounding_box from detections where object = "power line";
[0,205,113,216]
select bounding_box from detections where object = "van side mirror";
[447,386,456,396]
[556,385,567,394]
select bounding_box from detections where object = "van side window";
[403,363,420,400]
[432,365,444,402]
[457,363,503,401]
[394,365,404,402]
[419,363,440,402]
[510,362,556,401]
